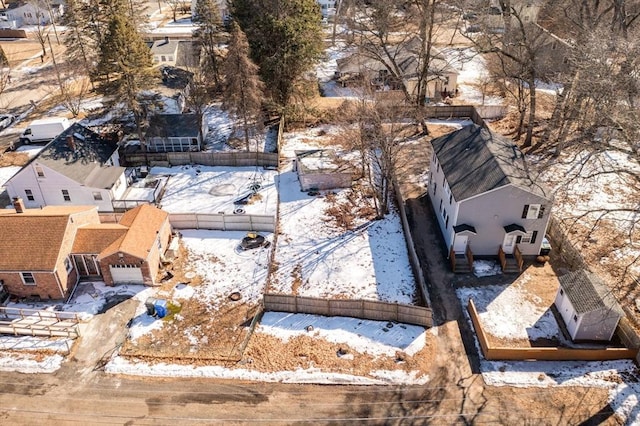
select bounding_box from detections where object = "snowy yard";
[151,165,278,215]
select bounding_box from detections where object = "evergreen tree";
[231,0,324,107]
[222,22,265,151]
[193,0,224,87]
[97,13,157,144]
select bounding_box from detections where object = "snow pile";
[0,354,63,374]
[0,166,21,187]
[258,312,426,357]
[472,260,502,277]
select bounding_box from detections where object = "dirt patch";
[0,152,30,167]
[243,329,436,378]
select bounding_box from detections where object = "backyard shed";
[294,149,352,191]
[555,269,624,341]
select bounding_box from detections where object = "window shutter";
[538,206,545,219]
[531,231,538,244]
[521,204,529,219]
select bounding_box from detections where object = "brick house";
[0,201,172,300]
[0,201,101,300]
[93,204,171,285]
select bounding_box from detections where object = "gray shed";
[554,269,624,341]
[294,149,352,191]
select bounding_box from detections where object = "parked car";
[0,114,15,130]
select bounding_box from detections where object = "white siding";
[6,163,126,212]
[429,152,460,250]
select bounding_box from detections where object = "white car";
[0,114,15,130]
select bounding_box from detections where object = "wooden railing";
[514,245,524,271]
[465,244,474,269]
[498,245,507,270]
[449,245,456,271]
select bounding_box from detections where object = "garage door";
[109,264,144,284]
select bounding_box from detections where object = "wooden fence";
[263,294,432,327]
[120,151,279,168]
[546,217,588,270]
[467,299,637,361]
[100,212,275,232]
[169,212,275,232]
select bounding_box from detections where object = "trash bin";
[145,297,157,316]
[154,299,168,318]
[539,237,552,256]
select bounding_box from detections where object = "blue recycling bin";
[154,299,168,318]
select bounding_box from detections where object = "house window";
[439,199,443,212]
[522,204,544,219]
[161,55,166,62]
[560,288,564,296]
[20,272,36,285]
[35,166,45,177]
[93,192,103,201]
[64,258,73,273]
[573,314,578,322]
[519,231,538,244]
[442,176,446,188]
[449,193,453,204]
[62,189,71,202]
[25,189,35,201]
[432,182,437,195]
[445,215,449,228]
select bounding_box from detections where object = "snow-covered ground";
[0,166,21,188]
[151,165,278,215]
[456,281,640,424]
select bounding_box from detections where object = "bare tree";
[165,0,183,21]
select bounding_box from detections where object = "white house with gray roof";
[6,123,127,212]
[555,269,624,341]
[429,124,552,272]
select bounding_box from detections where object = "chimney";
[12,197,25,213]
[66,135,76,151]
[164,36,169,44]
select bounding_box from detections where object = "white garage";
[109,264,144,284]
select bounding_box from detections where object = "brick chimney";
[12,197,25,213]
[66,135,76,151]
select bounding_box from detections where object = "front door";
[503,234,517,254]
[453,235,468,254]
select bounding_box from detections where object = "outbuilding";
[555,269,624,341]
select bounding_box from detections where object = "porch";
[450,244,524,274]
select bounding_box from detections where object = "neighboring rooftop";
[35,123,124,189]
[431,124,549,202]
[295,149,348,173]
[559,269,624,316]
[146,114,201,138]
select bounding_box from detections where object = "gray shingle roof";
[559,270,624,316]
[36,123,124,189]
[150,39,180,55]
[430,124,549,202]
[146,114,201,138]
